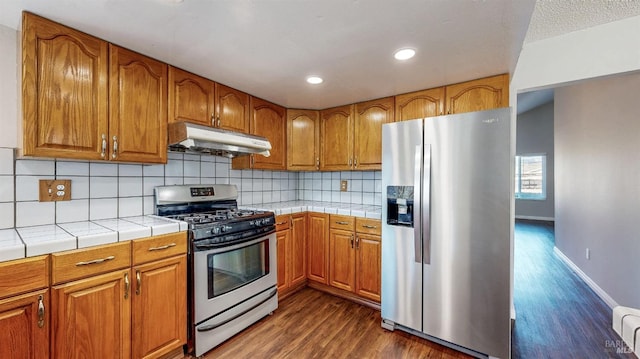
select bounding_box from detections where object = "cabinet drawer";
[52,242,131,285]
[330,215,355,231]
[0,255,50,299]
[355,218,382,236]
[132,232,187,265]
[275,215,291,231]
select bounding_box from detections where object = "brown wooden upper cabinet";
[22,12,167,164]
[109,45,167,163]
[232,97,287,170]
[215,83,251,133]
[168,66,216,127]
[445,74,509,115]
[320,105,354,171]
[287,109,320,171]
[395,87,445,121]
[353,97,395,170]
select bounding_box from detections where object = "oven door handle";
[194,229,275,252]
[196,288,278,332]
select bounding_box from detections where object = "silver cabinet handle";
[354,157,358,167]
[111,135,118,159]
[335,221,349,225]
[276,221,288,226]
[316,157,320,169]
[37,294,45,328]
[100,134,107,158]
[362,224,377,229]
[217,117,221,127]
[211,113,216,126]
[148,243,176,251]
[348,158,352,166]
[75,255,115,266]
[136,270,141,295]
[356,236,360,249]
[350,234,354,248]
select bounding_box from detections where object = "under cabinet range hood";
[168,121,271,158]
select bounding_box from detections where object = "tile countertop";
[1,215,188,262]
[241,201,382,220]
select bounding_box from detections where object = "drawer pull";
[37,295,45,328]
[362,224,378,229]
[276,221,288,226]
[75,255,115,266]
[148,243,177,251]
[335,221,350,225]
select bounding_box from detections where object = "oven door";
[193,231,277,324]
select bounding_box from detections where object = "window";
[515,154,546,200]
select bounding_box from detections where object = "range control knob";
[212,226,221,234]
[249,221,255,226]
[221,225,232,232]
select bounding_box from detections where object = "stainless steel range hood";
[168,121,271,158]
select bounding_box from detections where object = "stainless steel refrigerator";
[381,108,511,358]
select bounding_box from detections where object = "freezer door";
[422,108,511,359]
[381,118,424,332]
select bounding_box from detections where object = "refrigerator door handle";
[413,144,422,263]
[423,144,431,264]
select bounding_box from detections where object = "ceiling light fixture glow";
[394,48,416,60]
[306,76,323,84]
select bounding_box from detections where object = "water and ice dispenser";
[386,186,414,227]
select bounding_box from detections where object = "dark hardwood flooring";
[184,221,632,358]
[512,221,633,358]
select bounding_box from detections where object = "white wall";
[515,101,554,220]
[554,73,640,308]
[0,24,18,148]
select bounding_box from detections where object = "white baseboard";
[553,246,618,309]
[515,215,555,221]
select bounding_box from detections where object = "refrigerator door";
[381,118,424,332]
[422,108,511,358]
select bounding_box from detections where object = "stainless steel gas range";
[155,184,277,357]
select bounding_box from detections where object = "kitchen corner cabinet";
[109,45,167,163]
[307,212,330,284]
[445,74,509,114]
[0,255,50,359]
[232,97,287,170]
[22,12,108,160]
[328,216,381,302]
[22,13,168,164]
[275,213,307,295]
[287,109,320,171]
[168,66,216,127]
[395,87,445,121]
[353,97,395,170]
[320,105,354,171]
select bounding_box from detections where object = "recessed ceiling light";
[394,48,416,61]
[306,76,323,85]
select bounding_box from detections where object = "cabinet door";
[132,255,187,359]
[168,66,215,127]
[395,87,445,121]
[320,105,354,171]
[329,229,356,292]
[355,234,381,302]
[290,213,307,287]
[22,12,108,160]
[354,97,394,170]
[0,289,49,359]
[249,97,287,170]
[215,83,250,133]
[307,213,329,284]
[445,74,509,114]
[109,45,167,164]
[287,109,320,171]
[52,269,131,359]
[276,229,290,292]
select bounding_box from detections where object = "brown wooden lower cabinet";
[0,288,50,359]
[329,228,356,292]
[306,212,329,284]
[276,213,307,296]
[355,233,381,302]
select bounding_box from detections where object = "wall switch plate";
[39,179,72,202]
[340,180,348,192]
[586,248,590,260]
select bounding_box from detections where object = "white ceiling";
[1,1,639,110]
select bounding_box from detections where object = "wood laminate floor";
[187,221,631,358]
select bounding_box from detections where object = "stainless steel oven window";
[207,239,270,299]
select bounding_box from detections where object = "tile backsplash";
[0,147,382,229]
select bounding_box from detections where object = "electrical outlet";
[586,248,590,260]
[39,179,72,202]
[340,180,348,192]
